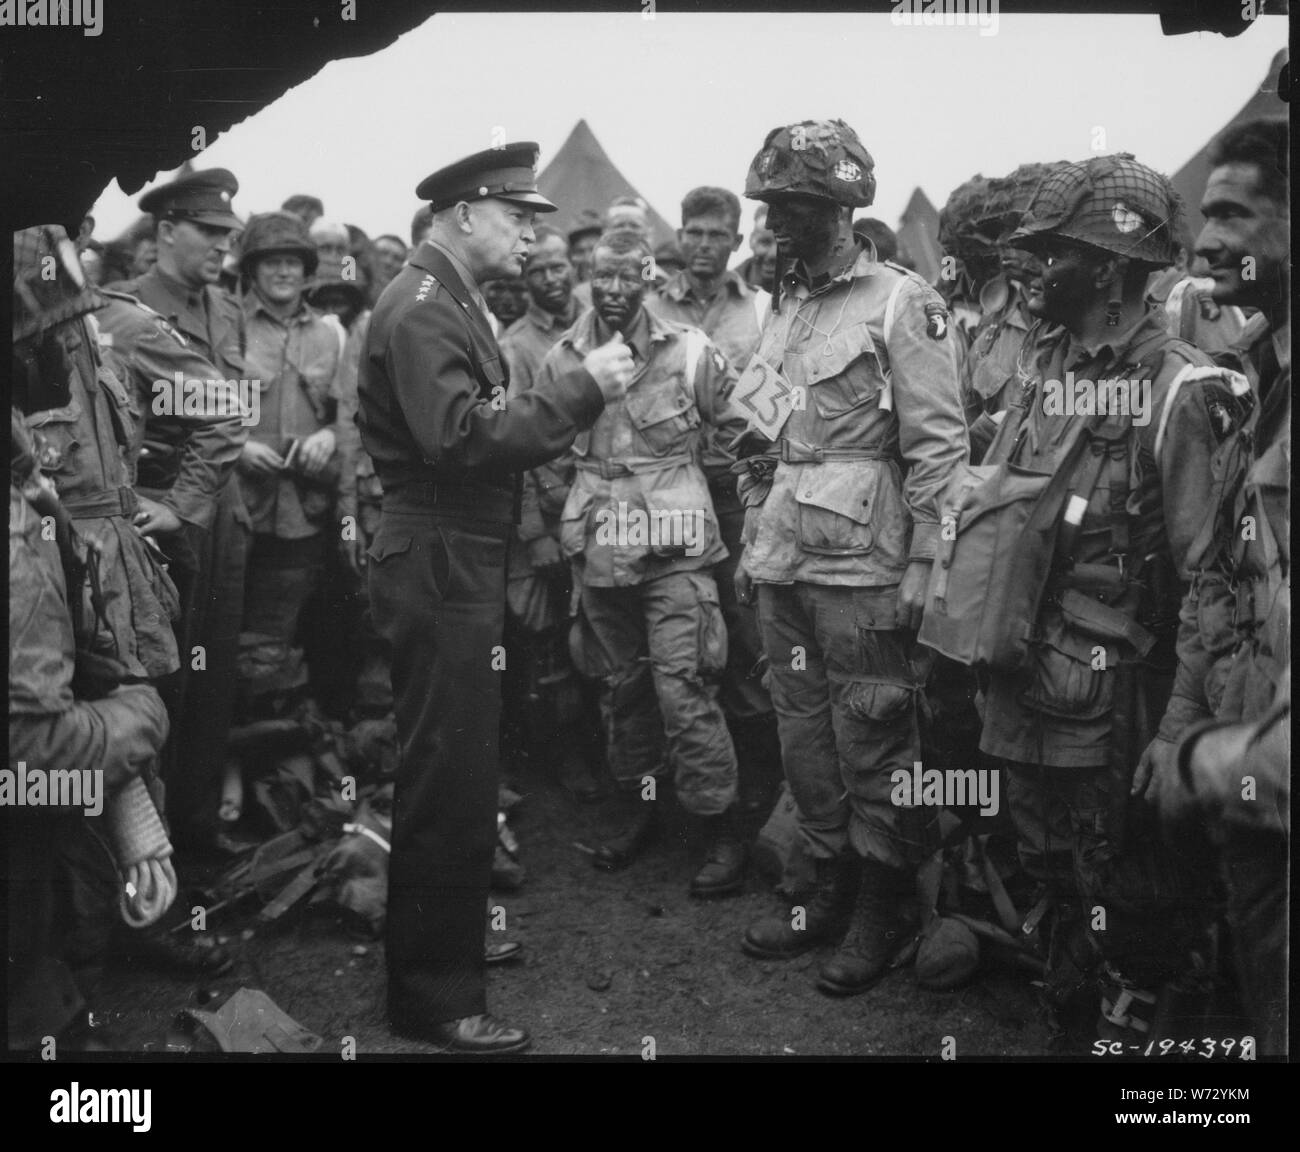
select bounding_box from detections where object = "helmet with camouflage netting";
[13,225,105,343]
[972,161,1070,240]
[745,119,876,208]
[1008,153,1183,267]
[939,174,1007,261]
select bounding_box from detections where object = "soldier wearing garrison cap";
[734,119,969,998]
[358,141,635,1055]
[108,166,252,872]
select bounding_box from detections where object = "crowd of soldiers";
[8,110,1288,1056]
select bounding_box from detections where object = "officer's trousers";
[757,581,934,869]
[165,478,249,840]
[368,509,508,1024]
[579,571,737,815]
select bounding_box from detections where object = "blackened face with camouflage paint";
[763,194,841,267]
[590,245,648,336]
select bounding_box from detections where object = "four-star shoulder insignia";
[415,273,436,303]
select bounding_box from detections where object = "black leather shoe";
[484,941,523,964]
[393,1013,532,1055]
[592,802,661,871]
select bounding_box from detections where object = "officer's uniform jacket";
[330,310,380,539]
[22,316,180,679]
[742,244,969,586]
[502,300,578,400]
[109,267,247,381]
[92,291,246,531]
[544,306,749,587]
[980,312,1224,769]
[109,266,251,537]
[358,241,604,526]
[240,293,354,539]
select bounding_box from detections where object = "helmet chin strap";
[1104,256,1128,326]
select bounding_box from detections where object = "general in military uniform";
[357,143,633,1055]
[734,121,969,995]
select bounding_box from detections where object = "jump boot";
[816,859,913,996]
[741,854,861,959]
[689,808,747,898]
[592,790,662,871]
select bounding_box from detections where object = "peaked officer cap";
[416,142,557,214]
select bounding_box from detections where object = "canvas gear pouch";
[920,458,1053,666]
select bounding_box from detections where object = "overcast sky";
[90,10,1286,256]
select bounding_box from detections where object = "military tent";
[895,186,943,285]
[1170,48,1287,240]
[538,119,676,248]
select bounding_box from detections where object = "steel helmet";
[745,119,876,208]
[1009,153,1183,266]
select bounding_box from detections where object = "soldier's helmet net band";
[745,119,876,208]
[1010,153,1183,266]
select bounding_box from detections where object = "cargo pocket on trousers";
[560,487,596,560]
[841,678,917,726]
[1019,613,1115,721]
[693,576,728,679]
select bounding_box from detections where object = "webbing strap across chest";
[874,276,911,414]
[1041,327,1171,574]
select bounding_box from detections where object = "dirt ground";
[89,753,1046,1059]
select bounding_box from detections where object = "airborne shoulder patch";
[924,301,950,341]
